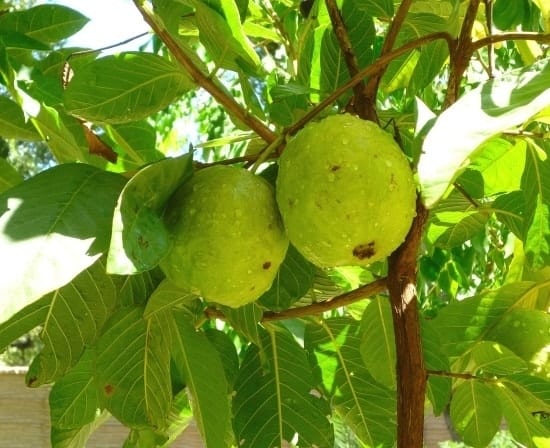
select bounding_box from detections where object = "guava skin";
[276,114,417,268]
[160,165,289,308]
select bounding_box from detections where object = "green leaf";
[0,157,23,194]
[419,58,550,207]
[191,0,261,75]
[123,390,196,447]
[487,308,550,373]
[0,294,50,353]
[0,30,51,50]
[493,190,525,238]
[422,321,452,416]
[357,0,394,18]
[115,269,163,307]
[521,143,550,269]
[493,0,528,30]
[143,278,198,319]
[204,328,240,389]
[50,410,111,448]
[359,297,396,390]
[233,323,334,448]
[0,95,40,140]
[107,121,163,170]
[223,302,263,346]
[0,4,88,44]
[470,341,528,375]
[28,259,117,385]
[450,381,502,448]
[430,282,542,361]
[259,244,315,311]
[434,212,490,248]
[469,137,526,196]
[503,375,550,412]
[493,382,550,448]
[64,52,195,124]
[170,312,231,448]
[107,154,193,275]
[0,164,125,323]
[49,349,100,429]
[320,0,375,99]
[305,318,396,447]
[95,306,172,429]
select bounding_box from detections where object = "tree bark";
[388,198,429,447]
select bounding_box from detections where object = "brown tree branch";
[361,0,414,121]
[483,0,495,78]
[471,32,550,53]
[205,277,388,322]
[132,1,277,144]
[388,197,430,448]
[445,0,482,107]
[325,0,365,102]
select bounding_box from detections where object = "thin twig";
[483,0,494,78]
[453,182,482,208]
[361,0,414,121]
[205,277,388,322]
[427,369,498,382]
[445,0,482,107]
[132,0,277,144]
[66,32,150,60]
[263,0,297,77]
[285,31,454,138]
[325,0,365,101]
[471,32,550,53]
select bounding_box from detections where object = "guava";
[276,114,416,267]
[160,165,289,308]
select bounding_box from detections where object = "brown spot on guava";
[353,241,376,260]
[262,261,272,270]
[330,165,341,172]
[104,384,115,396]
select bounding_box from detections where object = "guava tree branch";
[325,0,365,103]
[445,0,482,107]
[204,277,387,322]
[388,197,429,448]
[132,1,277,144]
[286,31,454,137]
[263,277,387,321]
[470,32,550,53]
[361,0,414,121]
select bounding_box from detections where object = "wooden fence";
[0,367,455,447]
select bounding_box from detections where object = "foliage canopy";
[0,0,549,447]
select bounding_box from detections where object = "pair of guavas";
[160,114,417,308]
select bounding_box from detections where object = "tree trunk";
[388,198,429,447]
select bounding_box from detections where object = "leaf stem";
[204,277,388,322]
[132,0,277,144]
[427,369,498,382]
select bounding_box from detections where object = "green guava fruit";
[276,114,416,267]
[160,165,289,308]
